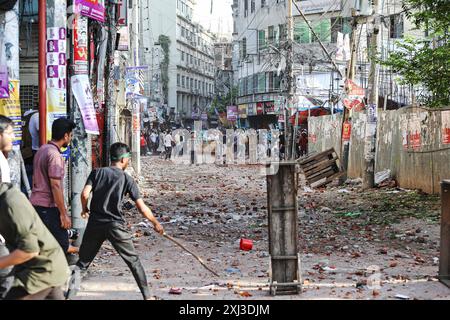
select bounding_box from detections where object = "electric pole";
[285,0,294,160]
[363,0,380,189]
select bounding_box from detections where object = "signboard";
[201,112,208,121]
[238,104,247,119]
[264,101,276,114]
[443,111,450,145]
[247,103,256,116]
[227,105,238,121]
[117,0,127,26]
[125,67,146,97]
[73,16,89,74]
[0,80,21,145]
[297,0,341,14]
[256,102,264,115]
[71,75,99,135]
[75,0,105,23]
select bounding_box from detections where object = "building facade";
[141,0,216,127]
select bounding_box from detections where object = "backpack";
[21,111,37,161]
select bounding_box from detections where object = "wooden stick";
[162,232,220,277]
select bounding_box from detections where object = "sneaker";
[65,266,81,300]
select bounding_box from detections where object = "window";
[241,37,247,59]
[268,25,275,45]
[294,21,311,43]
[182,76,185,87]
[177,74,180,86]
[244,0,248,17]
[258,73,266,93]
[390,14,404,38]
[261,0,266,7]
[312,19,331,43]
[181,27,185,37]
[251,0,255,13]
[279,24,286,42]
[258,30,266,50]
[181,51,185,61]
[331,18,352,43]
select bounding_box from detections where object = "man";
[70,142,164,300]
[21,106,39,186]
[164,131,174,160]
[0,183,69,300]
[30,117,76,255]
[150,131,158,154]
[0,115,14,298]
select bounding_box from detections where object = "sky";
[194,0,233,39]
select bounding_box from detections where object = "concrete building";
[140,0,216,127]
[231,0,429,129]
[214,39,234,98]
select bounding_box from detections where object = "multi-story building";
[232,0,428,129]
[141,0,216,127]
[214,39,234,99]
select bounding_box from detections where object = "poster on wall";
[343,79,365,111]
[0,80,21,146]
[73,16,89,74]
[0,66,9,98]
[238,104,247,119]
[117,0,128,26]
[442,111,450,145]
[227,106,238,121]
[71,75,99,135]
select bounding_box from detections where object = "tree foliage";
[381,0,450,108]
[210,86,238,115]
[158,35,171,105]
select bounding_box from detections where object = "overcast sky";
[194,0,233,38]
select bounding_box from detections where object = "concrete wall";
[309,107,450,194]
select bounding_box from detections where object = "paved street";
[73,157,450,300]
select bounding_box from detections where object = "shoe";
[65,266,81,300]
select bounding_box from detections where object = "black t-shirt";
[86,167,141,224]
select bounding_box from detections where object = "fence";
[308,107,450,194]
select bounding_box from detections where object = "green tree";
[158,35,171,105]
[210,86,238,115]
[381,0,450,108]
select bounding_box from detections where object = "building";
[140,0,217,127]
[232,0,429,129]
[214,39,234,100]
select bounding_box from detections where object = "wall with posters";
[308,107,450,194]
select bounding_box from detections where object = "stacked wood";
[298,148,345,188]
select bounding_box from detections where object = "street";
[73,157,450,300]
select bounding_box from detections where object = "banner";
[117,27,129,51]
[264,101,276,114]
[343,121,352,141]
[256,102,264,115]
[0,66,9,98]
[75,0,105,23]
[442,111,450,145]
[0,80,21,146]
[71,75,99,135]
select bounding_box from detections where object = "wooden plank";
[266,163,300,295]
[307,168,336,184]
[299,148,336,165]
[306,165,337,180]
[303,158,339,174]
[301,155,338,171]
[311,172,345,188]
[440,180,450,287]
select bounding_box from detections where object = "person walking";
[0,183,70,300]
[157,131,165,158]
[67,143,164,300]
[30,118,77,255]
[164,131,174,161]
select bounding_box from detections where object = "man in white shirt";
[164,131,174,160]
[28,112,40,153]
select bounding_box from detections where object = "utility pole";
[104,3,116,166]
[363,0,380,190]
[285,0,294,160]
[130,0,141,174]
[339,12,359,184]
[38,0,47,145]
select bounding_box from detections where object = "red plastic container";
[240,238,253,251]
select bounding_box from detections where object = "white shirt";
[29,112,40,151]
[0,151,11,183]
[150,133,157,143]
[164,134,173,147]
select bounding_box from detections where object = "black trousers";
[76,222,150,300]
[5,286,64,300]
[34,206,69,253]
[165,146,172,160]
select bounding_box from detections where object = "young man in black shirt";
[71,143,164,300]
